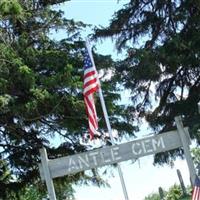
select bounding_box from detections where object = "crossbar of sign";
[39,127,190,180]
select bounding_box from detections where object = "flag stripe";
[84,78,98,91]
[192,176,200,200]
[84,95,98,128]
[84,83,99,96]
[83,47,99,139]
[84,70,97,79]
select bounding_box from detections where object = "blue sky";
[53,1,192,199]
[52,0,129,59]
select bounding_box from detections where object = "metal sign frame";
[39,116,196,200]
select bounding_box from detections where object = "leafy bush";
[144,192,161,200]
[144,184,192,200]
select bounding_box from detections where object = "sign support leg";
[40,148,57,200]
[175,116,196,185]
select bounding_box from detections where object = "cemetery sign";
[39,127,189,180]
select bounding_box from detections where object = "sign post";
[39,148,57,200]
[39,118,196,198]
[175,116,196,185]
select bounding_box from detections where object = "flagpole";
[86,40,130,200]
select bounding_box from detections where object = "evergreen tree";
[0,0,136,198]
[94,0,200,163]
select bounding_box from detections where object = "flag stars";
[84,51,93,69]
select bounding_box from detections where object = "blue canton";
[84,50,93,70]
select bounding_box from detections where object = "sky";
[53,1,193,199]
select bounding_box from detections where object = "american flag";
[192,176,200,200]
[83,47,99,139]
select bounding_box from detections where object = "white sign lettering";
[39,128,189,180]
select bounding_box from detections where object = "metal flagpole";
[86,40,130,200]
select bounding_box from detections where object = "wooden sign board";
[39,127,189,180]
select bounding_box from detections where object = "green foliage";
[0,94,12,111]
[144,184,191,200]
[144,192,161,200]
[191,147,200,176]
[0,0,23,16]
[94,0,200,163]
[191,147,200,165]
[180,197,190,200]
[9,182,75,200]
[165,184,182,200]
[13,184,46,200]
[0,0,137,198]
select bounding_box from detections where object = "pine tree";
[0,0,136,198]
[94,0,200,146]
[94,0,200,164]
